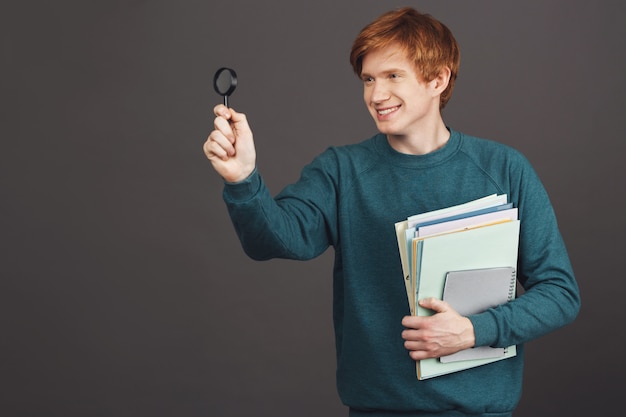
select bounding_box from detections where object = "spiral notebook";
[439,267,517,363]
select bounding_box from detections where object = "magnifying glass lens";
[213,67,237,106]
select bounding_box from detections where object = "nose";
[369,81,391,104]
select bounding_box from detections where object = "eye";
[362,76,374,84]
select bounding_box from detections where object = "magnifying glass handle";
[224,96,229,108]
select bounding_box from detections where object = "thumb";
[227,107,246,122]
[227,107,253,137]
[418,297,450,313]
[213,105,248,126]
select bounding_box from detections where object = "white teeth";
[378,107,398,115]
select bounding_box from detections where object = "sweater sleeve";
[468,154,581,348]
[222,150,339,261]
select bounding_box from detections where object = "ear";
[430,66,451,97]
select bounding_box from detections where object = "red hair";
[350,7,460,109]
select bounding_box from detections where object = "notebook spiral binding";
[508,268,517,301]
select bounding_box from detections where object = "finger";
[209,129,235,153]
[213,104,230,119]
[204,140,230,161]
[404,340,421,351]
[203,138,227,161]
[205,131,235,160]
[404,340,429,351]
[408,349,431,361]
[405,337,443,357]
[401,315,417,328]
[228,107,247,124]
[401,328,422,341]
[402,315,428,330]
[404,341,438,361]
[214,116,236,144]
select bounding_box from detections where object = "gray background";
[2,0,624,416]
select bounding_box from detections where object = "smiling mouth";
[377,106,400,116]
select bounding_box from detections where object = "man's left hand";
[401,298,476,361]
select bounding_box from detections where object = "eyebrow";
[361,68,408,78]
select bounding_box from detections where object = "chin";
[373,120,391,132]
[375,123,400,136]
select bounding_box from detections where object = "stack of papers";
[394,194,520,379]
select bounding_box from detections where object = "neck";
[386,118,450,155]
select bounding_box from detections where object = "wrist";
[462,317,476,349]
[223,166,255,184]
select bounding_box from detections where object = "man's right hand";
[203,104,257,183]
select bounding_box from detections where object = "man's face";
[360,44,440,138]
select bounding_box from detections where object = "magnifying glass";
[213,67,237,107]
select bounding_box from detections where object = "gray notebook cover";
[439,267,516,363]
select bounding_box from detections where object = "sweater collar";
[374,128,461,169]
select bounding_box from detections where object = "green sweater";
[223,129,580,416]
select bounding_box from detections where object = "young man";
[204,7,580,417]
